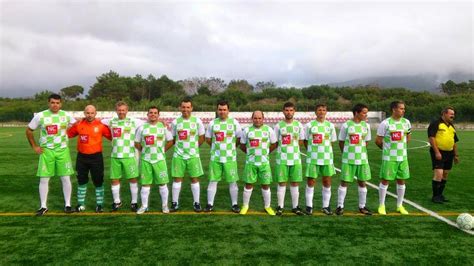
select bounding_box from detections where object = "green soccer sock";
[95,186,104,206]
[77,184,87,206]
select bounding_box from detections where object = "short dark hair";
[148,106,159,113]
[352,103,368,115]
[315,103,328,110]
[283,102,295,109]
[181,97,193,107]
[442,106,455,115]
[217,100,230,109]
[252,110,264,119]
[48,93,61,101]
[390,100,404,111]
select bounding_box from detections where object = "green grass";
[0,127,473,264]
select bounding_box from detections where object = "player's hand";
[435,152,442,160]
[454,155,459,164]
[33,146,43,154]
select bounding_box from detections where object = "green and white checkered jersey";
[171,116,205,159]
[28,109,76,150]
[377,117,411,162]
[103,117,143,158]
[305,120,337,165]
[135,122,173,164]
[274,120,305,165]
[205,118,242,163]
[241,125,277,166]
[338,120,371,165]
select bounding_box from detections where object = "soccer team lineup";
[21,93,473,233]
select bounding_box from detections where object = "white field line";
[408,139,431,150]
[300,140,474,235]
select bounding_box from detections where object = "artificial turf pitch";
[0,127,472,264]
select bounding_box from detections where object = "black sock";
[432,180,441,198]
[440,179,447,196]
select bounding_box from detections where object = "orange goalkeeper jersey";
[67,119,112,154]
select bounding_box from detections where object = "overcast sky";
[0,0,472,97]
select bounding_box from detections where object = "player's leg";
[56,148,74,213]
[206,161,223,212]
[305,164,317,215]
[439,151,453,202]
[137,160,153,214]
[336,163,353,215]
[396,160,410,214]
[240,164,257,215]
[36,149,55,215]
[357,164,372,215]
[378,160,392,215]
[260,164,275,216]
[189,157,204,212]
[110,158,123,211]
[155,160,170,213]
[275,164,288,215]
[430,148,445,203]
[289,164,303,215]
[321,165,335,215]
[170,157,185,212]
[75,153,89,212]
[123,157,139,212]
[223,161,239,213]
[90,153,105,213]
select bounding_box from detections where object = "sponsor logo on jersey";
[113,128,122,138]
[250,139,260,147]
[312,133,323,144]
[79,134,89,143]
[145,135,155,145]
[178,130,188,140]
[282,135,291,145]
[350,134,360,144]
[46,125,58,135]
[390,131,402,141]
[215,132,225,142]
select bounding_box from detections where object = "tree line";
[1,70,474,122]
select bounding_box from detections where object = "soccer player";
[26,93,76,216]
[274,102,305,216]
[67,105,112,213]
[170,98,206,212]
[239,110,278,216]
[135,106,174,214]
[336,103,372,216]
[375,101,411,215]
[101,101,144,212]
[427,107,459,203]
[205,100,242,213]
[304,104,337,215]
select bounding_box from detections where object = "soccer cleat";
[397,205,409,215]
[240,205,249,215]
[335,206,344,216]
[264,207,276,216]
[305,206,313,216]
[136,206,148,215]
[292,206,305,216]
[193,202,202,212]
[204,204,214,212]
[162,205,170,214]
[95,205,103,213]
[321,207,333,215]
[130,203,139,212]
[111,202,122,211]
[432,196,443,204]
[231,204,240,213]
[359,206,373,216]
[35,207,48,216]
[75,205,86,212]
[378,205,387,215]
[64,206,74,213]
[276,206,283,216]
[170,202,179,212]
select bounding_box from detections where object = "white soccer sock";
[262,188,271,208]
[140,186,150,208]
[305,185,314,208]
[229,182,239,205]
[39,177,49,208]
[111,184,121,204]
[60,176,72,207]
[159,185,169,208]
[191,182,200,203]
[172,181,181,203]
[242,187,253,206]
[358,186,368,209]
[207,181,218,205]
[290,186,299,209]
[378,183,388,206]
[322,186,331,208]
[337,186,347,208]
[130,182,138,204]
[396,184,406,207]
[277,185,286,208]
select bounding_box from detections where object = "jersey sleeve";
[165,128,173,141]
[240,128,248,144]
[102,124,112,140]
[330,123,337,142]
[170,119,177,137]
[427,120,439,138]
[304,123,310,140]
[365,123,372,141]
[67,113,77,126]
[134,126,143,143]
[67,123,78,138]
[196,118,205,136]
[28,113,41,130]
[269,127,277,144]
[377,120,388,137]
[205,120,213,138]
[273,123,280,140]
[406,119,412,134]
[298,122,305,140]
[234,120,242,139]
[338,123,348,141]
[101,118,111,127]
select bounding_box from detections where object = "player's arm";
[338,123,347,152]
[205,137,212,146]
[453,143,459,164]
[269,129,278,153]
[26,127,42,154]
[239,143,247,153]
[338,141,344,152]
[239,129,247,153]
[198,135,205,146]
[269,143,277,153]
[427,121,441,160]
[165,140,174,152]
[375,136,383,149]
[134,142,143,152]
[67,123,78,139]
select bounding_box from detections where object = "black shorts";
[430,148,454,170]
[76,152,104,186]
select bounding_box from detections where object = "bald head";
[84,105,97,122]
[252,110,264,128]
